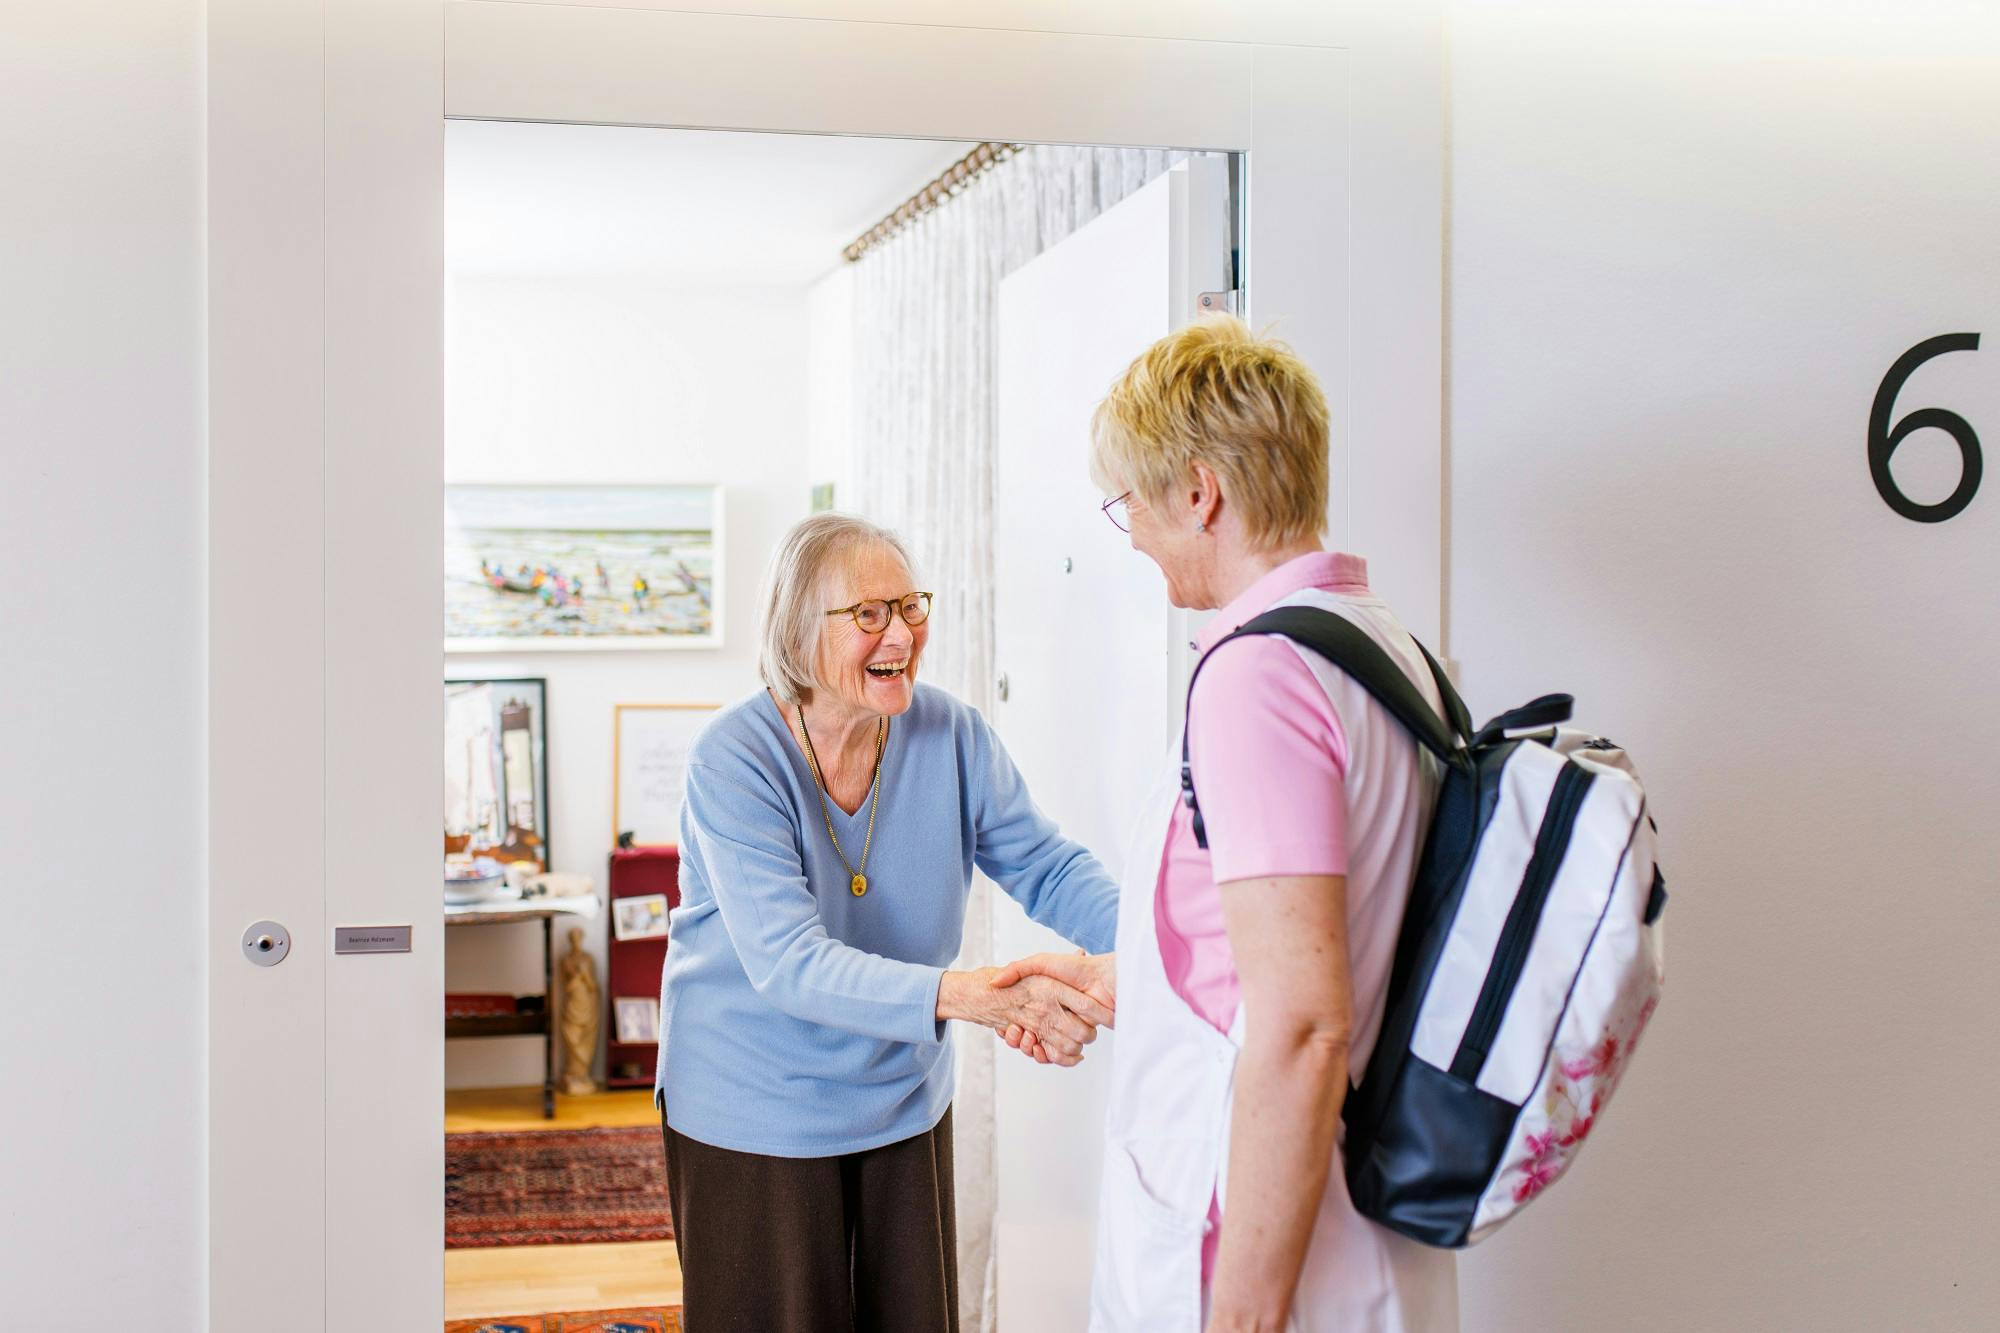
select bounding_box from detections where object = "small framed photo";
[612,893,670,941]
[614,996,660,1045]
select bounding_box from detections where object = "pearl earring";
[1197,521,1207,533]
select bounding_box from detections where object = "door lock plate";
[243,920,291,967]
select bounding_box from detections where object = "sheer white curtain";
[849,143,1185,1332]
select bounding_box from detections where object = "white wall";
[0,2,206,1325]
[1446,3,2000,1328]
[444,275,813,1086]
[35,0,1994,1323]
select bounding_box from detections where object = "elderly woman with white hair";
[655,512,1118,1333]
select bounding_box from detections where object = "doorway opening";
[437,118,1239,1330]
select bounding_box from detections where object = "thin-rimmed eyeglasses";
[1101,491,1133,533]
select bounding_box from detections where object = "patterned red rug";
[446,1125,675,1249]
[445,1308,683,1333]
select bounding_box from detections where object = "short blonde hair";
[1089,314,1329,550]
[758,513,917,706]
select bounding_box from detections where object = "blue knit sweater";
[656,683,1119,1157]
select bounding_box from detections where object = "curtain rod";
[842,141,1025,263]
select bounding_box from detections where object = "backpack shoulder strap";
[1179,606,1469,848]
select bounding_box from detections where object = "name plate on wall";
[334,925,413,955]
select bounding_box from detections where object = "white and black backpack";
[1180,607,1667,1247]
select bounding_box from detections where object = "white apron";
[1088,759,1459,1333]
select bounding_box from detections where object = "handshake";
[938,951,1117,1067]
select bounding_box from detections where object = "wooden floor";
[445,1240,682,1320]
[446,1083,660,1133]
[445,1086,682,1321]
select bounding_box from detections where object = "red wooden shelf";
[606,846,680,1088]
[445,1011,549,1040]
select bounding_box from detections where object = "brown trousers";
[660,1107,959,1333]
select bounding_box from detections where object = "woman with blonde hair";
[1002,316,1459,1331]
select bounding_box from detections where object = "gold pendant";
[851,873,868,897]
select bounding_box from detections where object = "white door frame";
[207,3,1439,1327]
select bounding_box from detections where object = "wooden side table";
[444,893,600,1119]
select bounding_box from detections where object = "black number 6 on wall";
[1870,333,1982,523]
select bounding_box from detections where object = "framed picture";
[444,677,550,871]
[444,483,723,651]
[613,996,660,1045]
[613,702,721,848]
[612,893,670,941]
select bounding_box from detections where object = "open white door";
[990,157,1232,1327]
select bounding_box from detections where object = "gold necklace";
[797,706,886,897]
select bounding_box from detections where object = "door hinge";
[1197,290,1242,318]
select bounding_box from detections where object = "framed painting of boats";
[444,483,722,651]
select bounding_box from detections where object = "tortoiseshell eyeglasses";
[826,592,933,634]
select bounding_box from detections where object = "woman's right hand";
[992,951,1118,1064]
[936,967,1111,1065]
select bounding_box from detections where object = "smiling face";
[1119,482,1216,611]
[814,542,928,721]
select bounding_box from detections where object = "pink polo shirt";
[1155,551,1445,1279]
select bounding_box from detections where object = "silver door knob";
[996,672,1010,702]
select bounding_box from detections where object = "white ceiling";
[446,120,973,285]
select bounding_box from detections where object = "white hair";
[758,512,917,706]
